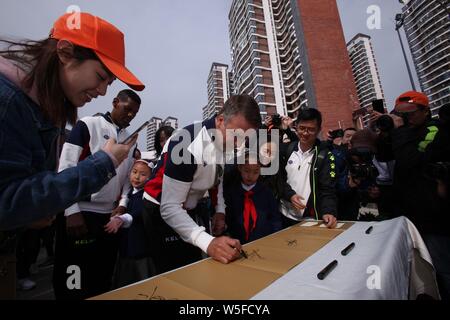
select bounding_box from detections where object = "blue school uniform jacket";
[119,189,150,259]
[224,181,282,244]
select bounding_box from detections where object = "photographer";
[370,114,397,217]
[372,92,450,299]
[336,129,383,221]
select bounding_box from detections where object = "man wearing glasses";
[278,108,338,229]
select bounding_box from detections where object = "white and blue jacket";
[58,112,134,216]
[156,117,226,253]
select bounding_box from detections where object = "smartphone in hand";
[120,121,150,144]
[372,99,385,114]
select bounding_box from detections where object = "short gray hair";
[219,95,262,128]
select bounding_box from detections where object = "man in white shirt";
[279,108,338,228]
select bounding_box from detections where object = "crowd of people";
[0,12,449,301]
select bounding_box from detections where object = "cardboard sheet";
[91,276,213,300]
[92,222,353,300]
[164,259,279,300]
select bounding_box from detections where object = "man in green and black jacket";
[380,91,450,299]
[277,108,337,229]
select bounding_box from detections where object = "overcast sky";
[0,0,418,148]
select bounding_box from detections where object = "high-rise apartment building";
[347,33,385,126]
[203,63,234,120]
[146,116,178,151]
[228,0,359,132]
[401,0,450,117]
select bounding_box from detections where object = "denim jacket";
[0,73,116,231]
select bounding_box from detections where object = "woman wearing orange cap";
[0,14,144,239]
[0,12,145,299]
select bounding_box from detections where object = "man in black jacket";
[375,91,450,299]
[386,92,448,231]
[278,108,337,228]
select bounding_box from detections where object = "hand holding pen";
[207,236,243,264]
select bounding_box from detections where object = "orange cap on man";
[50,12,145,91]
[394,91,429,113]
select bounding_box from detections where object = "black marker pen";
[317,260,338,280]
[235,247,248,259]
[341,242,355,256]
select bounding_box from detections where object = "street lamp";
[395,12,417,91]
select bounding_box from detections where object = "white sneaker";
[17,278,36,291]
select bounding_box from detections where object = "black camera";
[390,110,411,127]
[349,163,379,181]
[271,114,282,127]
[374,115,395,133]
[348,148,379,182]
[329,129,344,140]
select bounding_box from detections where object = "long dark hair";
[0,38,99,126]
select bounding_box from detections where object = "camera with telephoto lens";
[271,114,282,127]
[348,148,379,182]
[349,163,379,181]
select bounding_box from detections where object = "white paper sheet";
[300,222,318,227]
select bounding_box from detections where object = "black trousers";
[142,199,202,275]
[53,212,118,300]
[39,223,56,257]
[16,229,40,279]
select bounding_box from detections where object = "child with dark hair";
[154,125,175,157]
[105,160,155,288]
[224,153,282,243]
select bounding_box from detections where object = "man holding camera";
[335,129,384,221]
[382,91,445,224]
[373,91,450,299]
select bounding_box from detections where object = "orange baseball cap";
[394,91,429,113]
[50,12,145,91]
